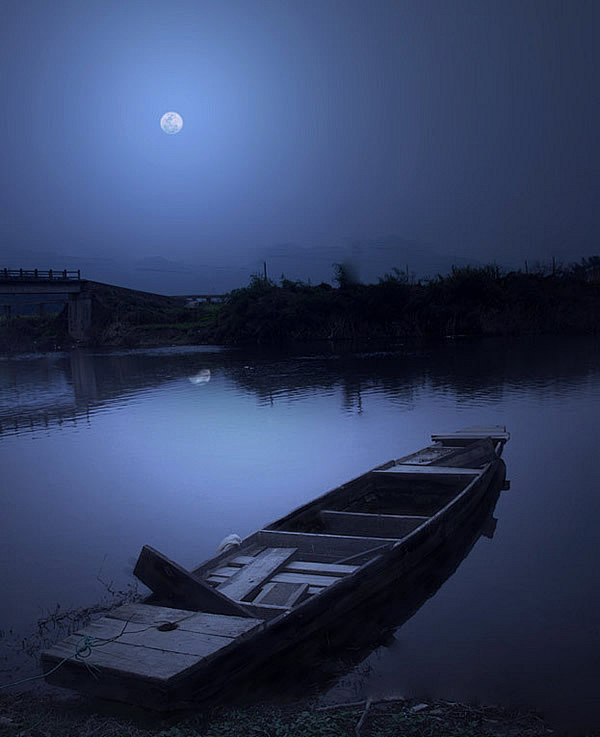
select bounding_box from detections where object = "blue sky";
[1,0,598,293]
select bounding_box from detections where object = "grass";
[0,691,574,737]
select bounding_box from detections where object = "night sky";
[1,0,598,293]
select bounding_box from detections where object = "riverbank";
[1,264,599,352]
[0,688,564,737]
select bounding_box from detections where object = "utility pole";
[263,261,268,282]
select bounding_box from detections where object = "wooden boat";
[41,426,509,710]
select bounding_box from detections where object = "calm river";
[1,336,599,730]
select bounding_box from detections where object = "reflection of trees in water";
[2,337,598,436]
[0,348,226,436]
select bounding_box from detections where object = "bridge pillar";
[67,293,92,340]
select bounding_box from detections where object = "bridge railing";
[1,269,81,281]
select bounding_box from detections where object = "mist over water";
[1,336,599,729]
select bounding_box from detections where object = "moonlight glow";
[160,112,183,134]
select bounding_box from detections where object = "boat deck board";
[209,567,344,589]
[41,604,264,685]
[230,557,358,576]
[375,464,482,475]
[216,547,297,601]
[255,530,398,562]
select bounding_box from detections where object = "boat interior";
[184,448,488,618]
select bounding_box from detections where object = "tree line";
[208,257,600,343]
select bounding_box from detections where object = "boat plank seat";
[431,429,509,444]
[230,556,358,576]
[216,547,297,601]
[255,529,398,563]
[319,510,428,538]
[209,566,343,588]
[374,464,482,475]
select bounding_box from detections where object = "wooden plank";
[374,464,481,475]
[432,430,509,443]
[208,569,339,588]
[207,575,323,598]
[253,582,308,608]
[107,604,263,638]
[271,571,340,587]
[133,545,252,617]
[217,547,297,601]
[336,543,391,565]
[286,560,357,575]
[429,438,496,468]
[320,510,428,538]
[255,530,398,562]
[230,556,358,576]
[42,633,200,683]
[42,616,240,682]
[68,618,236,657]
[107,603,196,626]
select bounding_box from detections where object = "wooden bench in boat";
[254,529,398,563]
[374,464,482,475]
[319,510,428,538]
[431,428,510,445]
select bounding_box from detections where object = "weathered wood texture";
[375,464,481,475]
[253,582,308,607]
[134,545,252,617]
[229,556,358,576]
[431,428,509,445]
[262,473,376,533]
[216,548,297,601]
[209,568,343,589]
[319,510,428,538]
[42,606,263,686]
[107,603,261,638]
[429,438,496,468]
[253,530,398,562]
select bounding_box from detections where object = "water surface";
[1,336,599,729]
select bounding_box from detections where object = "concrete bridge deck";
[0,269,90,338]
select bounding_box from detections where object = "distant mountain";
[1,235,489,295]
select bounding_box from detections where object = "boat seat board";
[133,545,252,618]
[374,464,482,475]
[106,603,264,638]
[216,547,297,601]
[230,556,358,576]
[41,611,263,684]
[255,530,398,562]
[319,510,428,538]
[431,431,509,443]
[209,568,343,588]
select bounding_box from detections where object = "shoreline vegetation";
[1,259,599,353]
[0,598,569,737]
[0,689,565,737]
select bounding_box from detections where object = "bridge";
[0,269,91,339]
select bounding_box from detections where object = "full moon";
[160,112,183,135]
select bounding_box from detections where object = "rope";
[0,618,161,690]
